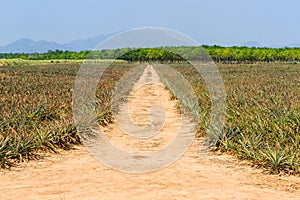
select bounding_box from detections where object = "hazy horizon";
[2,0,300,47]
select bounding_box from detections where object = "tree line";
[1,46,300,63]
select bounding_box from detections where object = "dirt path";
[1,65,300,200]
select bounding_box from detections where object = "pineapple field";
[0,62,299,175]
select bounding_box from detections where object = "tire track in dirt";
[1,65,300,200]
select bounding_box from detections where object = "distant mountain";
[241,42,300,48]
[97,28,197,49]
[1,33,300,53]
[241,41,263,48]
[0,38,65,53]
[286,43,300,48]
[63,32,118,51]
[0,31,122,53]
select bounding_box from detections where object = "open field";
[175,63,300,174]
[0,62,138,167]
[0,59,83,67]
[0,62,299,175]
[0,58,127,67]
[1,64,300,200]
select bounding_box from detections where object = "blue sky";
[1,0,300,46]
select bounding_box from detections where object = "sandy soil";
[1,65,300,200]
